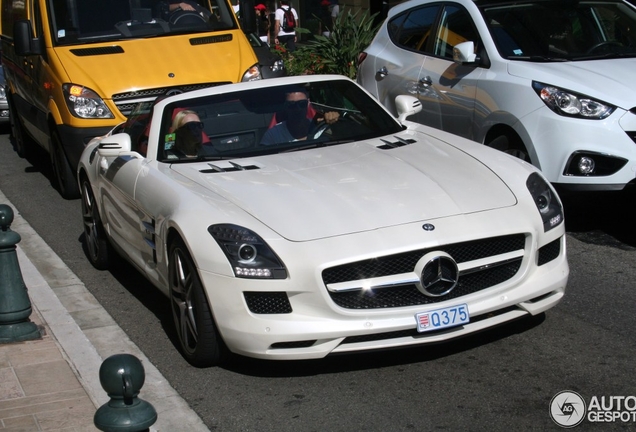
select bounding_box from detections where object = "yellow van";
[1,0,261,198]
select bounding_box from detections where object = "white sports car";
[78,75,568,367]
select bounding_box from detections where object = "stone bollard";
[0,204,41,343]
[94,353,158,432]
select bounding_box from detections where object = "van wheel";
[169,238,227,367]
[8,96,31,158]
[487,133,531,163]
[50,131,80,199]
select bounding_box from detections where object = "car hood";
[507,58,636,110]
[171,138,517,241]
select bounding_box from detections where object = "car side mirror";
[453,41,478,64]
[395,95,422,122]
[14,20,43,56]
[97,133,132,157]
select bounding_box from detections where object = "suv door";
[377,4,443,128]
[417,3,483,138]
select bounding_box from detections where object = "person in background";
[318,0,332,37]
[170,110,205,158]
[329,0,340,29]
[255,3,270,44]
[274,0,299,52]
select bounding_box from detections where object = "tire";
[169,238,227,367]
[8,95,31,158]
[80,178,111,270]
[50,130,80,199]
[487,133,531,163]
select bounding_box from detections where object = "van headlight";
[241,63,262,81]
[209,224,287,279]
[526,172,563,232]
[63,84,114,119]
[532,81,614,119]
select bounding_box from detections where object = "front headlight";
[209,224,287,279]
[526,172,564,232]
[241,63,262,81]
[0,85,6,100]
[533,81,614,119]
[62,84,114,119]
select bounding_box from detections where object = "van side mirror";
[14,20,43,56]
[395,95,422,122]
[453,41,478,64]
[238,0,257,34]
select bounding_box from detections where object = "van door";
[417,4,482,139]
[18,0,50,147]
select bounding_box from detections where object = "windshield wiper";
[572,52,636,61]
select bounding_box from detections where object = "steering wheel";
[586,40,623,55]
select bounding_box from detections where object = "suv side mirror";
[453,41,478,64]
[14,20,43,56]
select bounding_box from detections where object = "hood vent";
[377,136,416,150]
[190,34,233,45]
[70,46,124,56]
[200,161,260,173]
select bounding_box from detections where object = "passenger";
[261,88,339,145]
[171,110,205,158]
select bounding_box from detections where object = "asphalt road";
[1,128,635,431]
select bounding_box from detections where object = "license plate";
[416,304,470,333]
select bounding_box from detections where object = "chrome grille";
[112,82,231,117]
[322,234,526,310]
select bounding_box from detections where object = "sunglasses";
[181,121,205,131]
[284,99,309,110]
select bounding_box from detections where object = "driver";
[260,88,340,145]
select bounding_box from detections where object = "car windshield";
[481,0,636,60]
[48,0,238,45]
[155,79,404,162]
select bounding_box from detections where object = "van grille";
[112,82,230,117]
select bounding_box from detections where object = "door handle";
[419,76,433,87]
[376,66,388,79]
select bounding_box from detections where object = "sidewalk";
[0,189,209,432]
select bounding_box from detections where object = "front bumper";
[198,210,569,360]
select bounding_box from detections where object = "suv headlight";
[532,81,614,119]
[62,84,114,119]
[526,172,563,232]
[209,224,287,279]
[0,85,6,100]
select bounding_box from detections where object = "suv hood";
[508,58,636,110]
[172,138,517,241]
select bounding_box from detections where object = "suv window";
[434,5,480,59]
[390,5,440,53]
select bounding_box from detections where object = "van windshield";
[48,0,239,45]
[482,1,636,60]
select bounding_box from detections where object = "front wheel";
[169,238,227,367]
[487,133,531,163]
[80,178,111,270]
[8,95,31,158]
[50,130,80,199]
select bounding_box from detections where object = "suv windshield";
[482,1,636,60]
[48,0,238,45]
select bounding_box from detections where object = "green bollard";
[94,354,158,432]
[0,204,41,343]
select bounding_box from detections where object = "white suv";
[358,0,636,191]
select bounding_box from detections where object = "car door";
[416,3,483,138]
[99,111,155,273]
[375,4,444,128]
